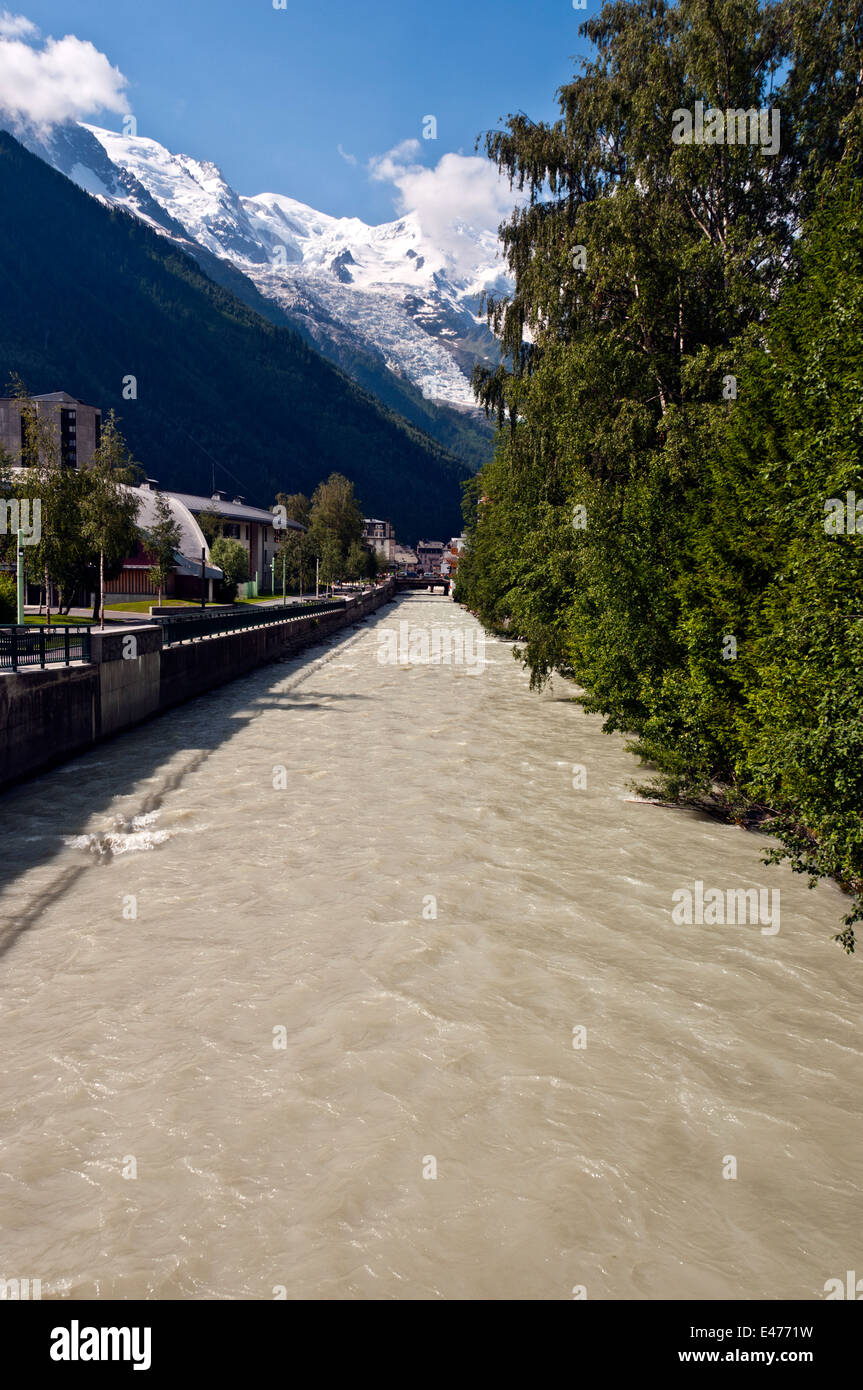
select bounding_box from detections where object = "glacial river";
[0,595,859,1300]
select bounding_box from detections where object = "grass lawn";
[22,614,94,626]
[105,599,225,613]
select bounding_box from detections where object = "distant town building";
[0,391,102,469]
[440,535,466,577]
[393,544,417,570]
[416,539,445,575]
[363,517,396,566]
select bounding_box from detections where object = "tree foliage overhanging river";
[457,0,863,946]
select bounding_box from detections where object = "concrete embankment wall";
[0,583,394,789]
[158,601,372,710]
[0,665,99,787]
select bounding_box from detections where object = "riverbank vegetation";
[455,0,863,948]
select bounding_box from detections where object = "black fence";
[158,600,347,647]
[0,625,93,672]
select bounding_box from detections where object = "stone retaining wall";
[0,582,394,788]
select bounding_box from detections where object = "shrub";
[0,571,17,622]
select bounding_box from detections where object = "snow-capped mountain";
[13,119,510,412]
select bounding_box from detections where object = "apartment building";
[0,391,102,469]
[363,518,396,566]
[101,485,304,602]
[393,544,417,570]
[166,488,303,589]
[440,535,466,577]
[416,539,445,575]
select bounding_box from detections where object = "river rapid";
[0,594,859,1300]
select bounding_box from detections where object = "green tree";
[318,533,343,595]
[12,378,88,623]
[683,174,863,948]
[210,536,249,602]
[0,571,16,622]
[0,442,19,584]
[365,546,381,582]
[274,526,305,596]
[275,491,311,528]
[197,505,222,547]
[307,473,364,570]
[345,539,370,582]
[147,492,182,606]
[271,495,310,595]
[81,412,141,626]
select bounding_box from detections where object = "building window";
[223,523,241,539]
[60,408,78,468]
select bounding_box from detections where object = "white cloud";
[0,10,37,38]
[337,143,357,166]
[368,139,521,278]
[0,17,130,134]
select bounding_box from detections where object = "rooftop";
[0,391,100,407]
[160,489,304,531]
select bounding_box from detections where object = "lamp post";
[16,528,24,626]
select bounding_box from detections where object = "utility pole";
[315,556,319,599]
[282,552,286,607]
[201,547,206,608]
[16,528,24,626]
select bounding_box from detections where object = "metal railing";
[0,624,93,671]
[158,599,347,646]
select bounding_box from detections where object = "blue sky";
[3,0,595,223]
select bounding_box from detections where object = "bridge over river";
[0,594,858,1299]
[394,575,452,595]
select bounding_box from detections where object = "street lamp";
[16,527,25,625]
